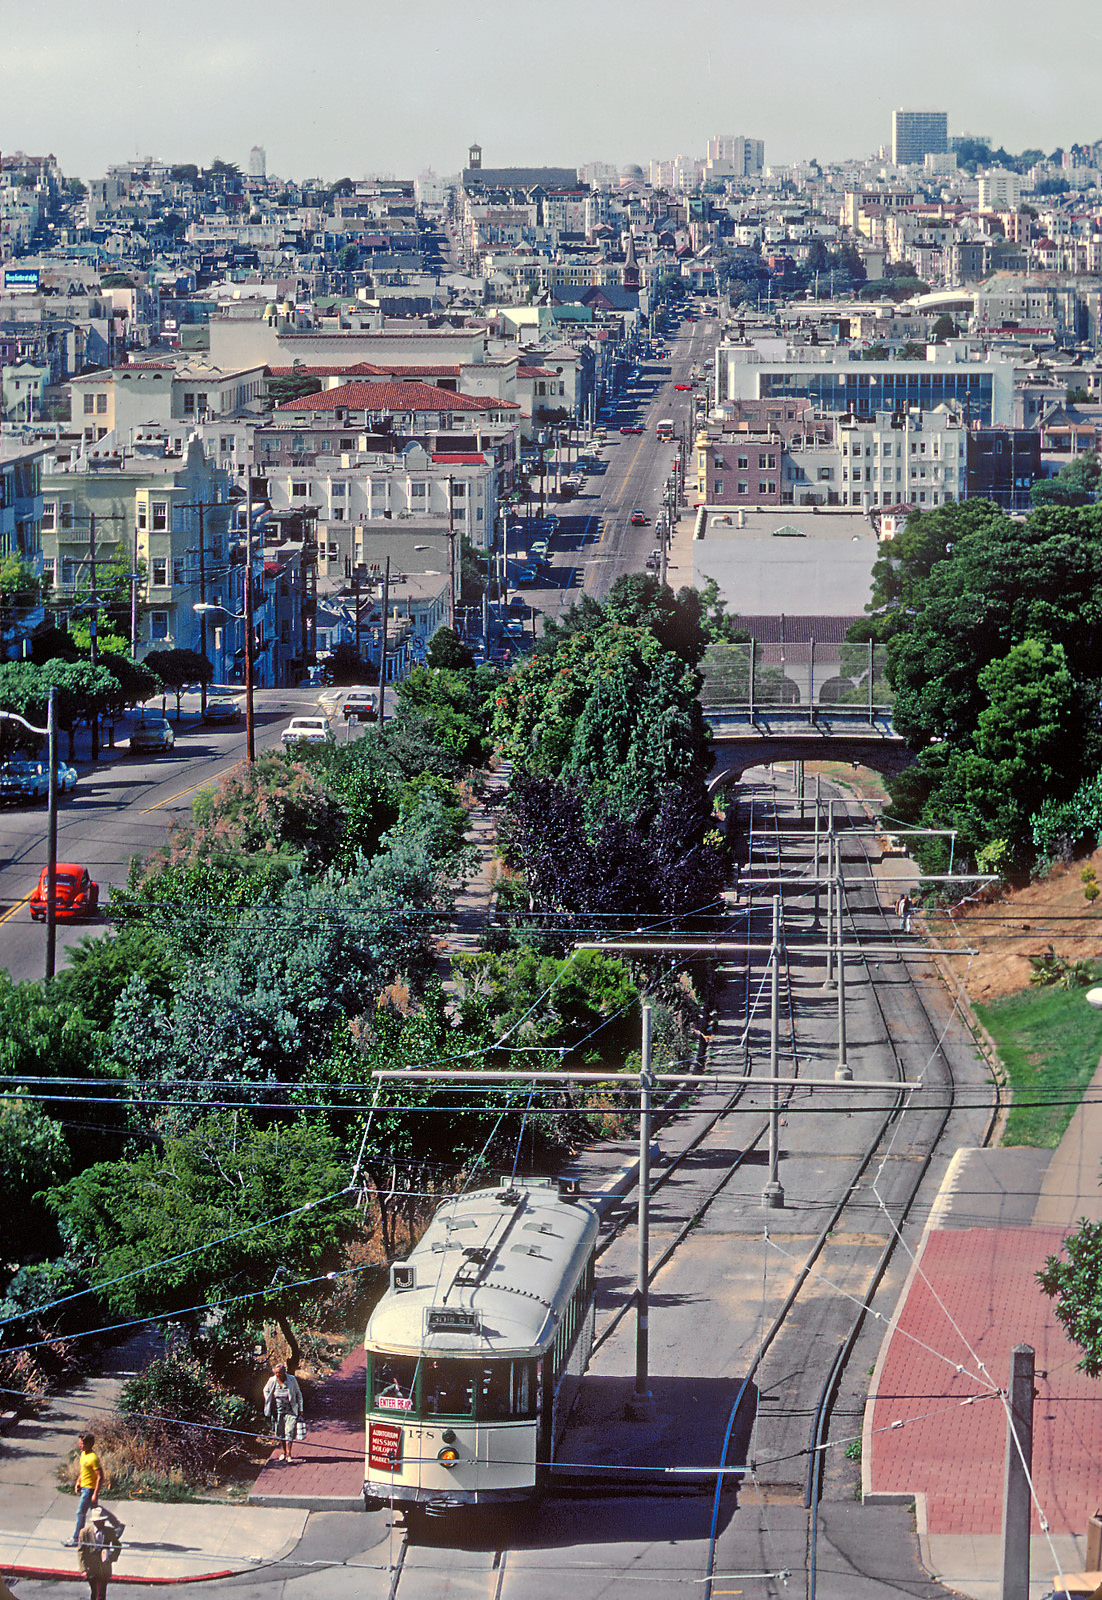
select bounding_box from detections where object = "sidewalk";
[0,1326,307,1584]
[864,1059,1102,1600]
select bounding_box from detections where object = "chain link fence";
[700,641,893,712]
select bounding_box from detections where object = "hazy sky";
[4,0,1101,181]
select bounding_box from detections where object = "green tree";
[46,1115,358,1349]
[1030,453,1101,509]
[931,313,958,342]
[425,626,474,671]
[0,1095,70,1269]
[142,648,213,717]
[1039,1222,1102,1376]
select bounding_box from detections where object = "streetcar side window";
[478,1359,536,1420]
[369,1352,418,1412]
[422,1359,475,1418]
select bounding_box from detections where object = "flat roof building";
[892,110,949,167]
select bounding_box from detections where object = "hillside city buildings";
[2,110,1102,672]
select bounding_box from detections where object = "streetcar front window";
[370,1353,417,1412]
[422,1359,475,1418]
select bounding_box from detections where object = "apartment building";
[838,408,967,510]
[891,110,948,168]
[40,435,231,660]
[69,361,266,445]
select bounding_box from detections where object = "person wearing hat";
[77,1513,120,1600]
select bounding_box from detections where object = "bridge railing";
[700,640,893,715]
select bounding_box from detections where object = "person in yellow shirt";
[65,1434,124,1548]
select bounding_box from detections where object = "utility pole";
[45,689,58,983]
[87,512,99,760]
[762,895,784,1208]
[377,556,390,726]
[446,475,456,632]
[352,566,362,662]
[628,1004,657,1422]
[1001,1344,1035,1600]
[244,457,256,763]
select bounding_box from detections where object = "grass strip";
[974,978,1102,1148]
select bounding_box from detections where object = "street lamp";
[0,687,59,981]
[193,602,254,761]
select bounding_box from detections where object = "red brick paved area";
[252,1347,365,1503]
[869,1227,1102,1537]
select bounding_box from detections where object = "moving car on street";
[29,863,99,922]
[203,697,241,724]
[340,689,378,722]
[281,715,332,745]
[630,510,649,526]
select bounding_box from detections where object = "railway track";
[365,765,990,1599]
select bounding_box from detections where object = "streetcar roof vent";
[444,1217,477,1230]
[462,1246,491,1264]
[523,1221,558,1236]
[426,1307,481,1335]
[512,1243,550,1259]
[495,1187,523,1206]
[391,1264,416,1291]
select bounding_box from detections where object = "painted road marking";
[138,771,228,815]
[0,893,33,926]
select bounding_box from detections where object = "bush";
[110,1340,263,1489]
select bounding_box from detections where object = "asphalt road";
[0,686,331,983]
[511,313,720,631]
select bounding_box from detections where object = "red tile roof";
[276,380,518,413]
[431,453,489,464]
[267,363,461,379]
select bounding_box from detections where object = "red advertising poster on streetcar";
[369,1420,403,1472]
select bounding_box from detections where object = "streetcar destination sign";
[368,1421,403,1471]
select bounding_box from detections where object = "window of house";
[152,557,168,587]
[41,502,55,531]
[340,437,354,450]
[737,481,748,495]
[738,456,748,469]
[759,482,770,495]
[410,482,426,498]
[62,559,77,585]
[42,556,55,582]
[136,500,148,532]
[83,394,94,415]
[152,501,168,531]
[767,455,776,468]
[60,502,74,530]
[96,393,107,414]
[150,611,169,641]
[183,393,195,414]
[197,393,209,412]
[714,479,723,494]
[332,507,344,521]
[291,481,308,498]
[331,482,346,497]
[220,437,231,452]
[211,536,223,559]
[173,558,185,586]
[451,482,466,497]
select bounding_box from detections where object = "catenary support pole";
[628,1004,656,1420]
[835,837,851,1080]
[1001,1343,1035,1600]
[762,896,784,1208]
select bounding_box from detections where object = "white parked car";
[280,715,332,746]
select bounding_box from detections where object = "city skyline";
[3,0,1101,182]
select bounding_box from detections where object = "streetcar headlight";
[438,1446,460,1468]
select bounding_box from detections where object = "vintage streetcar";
[363,1176,599,1512]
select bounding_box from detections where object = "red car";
[619,424,644,435]
[674,383,692,391]
[630,510,649,526]
[29,863,99,922]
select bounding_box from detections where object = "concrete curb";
[0,1564,238,1587]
